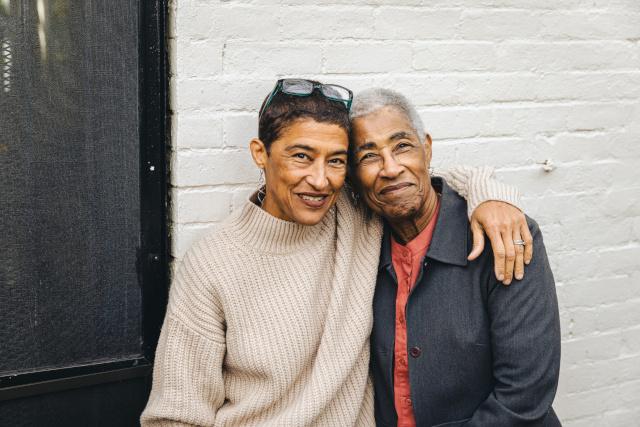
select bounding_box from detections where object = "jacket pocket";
[431,418,471,427]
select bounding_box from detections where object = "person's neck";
[388,186,439,245]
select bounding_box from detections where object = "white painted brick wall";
[169,1,640,424]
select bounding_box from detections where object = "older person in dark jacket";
[349,88,561,427]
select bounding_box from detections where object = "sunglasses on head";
[259,79,353,119]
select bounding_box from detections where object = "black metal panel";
[0,0,169,408]
[0,359,150,401]
[0,376,149,427]
[0,0,142,376]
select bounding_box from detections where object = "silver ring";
[513,239,526,246]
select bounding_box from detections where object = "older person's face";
[351,106,433,220]
[250,118,348,225]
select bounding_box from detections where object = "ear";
[423,133,433,164]
[249,138,268,170]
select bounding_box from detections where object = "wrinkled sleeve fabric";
[140,243,227,427]
[434,165,521,219]
[466,218,561,426]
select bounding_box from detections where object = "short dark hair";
[258,81,351,152]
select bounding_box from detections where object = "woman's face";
[350,106,432,221]
[250,118,349,226]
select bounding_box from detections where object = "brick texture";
[169,1,640,424]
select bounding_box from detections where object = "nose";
[380,151,403,179]
[306,161,330,190]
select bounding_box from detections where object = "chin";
[294,212,327,226]
[381,201,420,221]
[291,195,339,226]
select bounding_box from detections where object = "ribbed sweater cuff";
[434,166,522,219]
[466,167,521,219]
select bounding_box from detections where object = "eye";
[329,158,346,166]
[359,153,377,163]
[293,153,310,160]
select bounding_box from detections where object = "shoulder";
[172,209,253,292]
[179,227,233,270]
[183,206,253,259]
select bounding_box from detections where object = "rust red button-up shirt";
[390,201,440,427]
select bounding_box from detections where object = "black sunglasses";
[259,79,353,119]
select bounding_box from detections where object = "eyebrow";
[285,144,317,153]
[286,144,348,157]
[389,131,414,141]
[355,141,377,154]
[355,131,416,154]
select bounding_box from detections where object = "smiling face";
[350,106,433,221]
[250,118,349,225]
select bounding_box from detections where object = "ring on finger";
[513,239,526,246]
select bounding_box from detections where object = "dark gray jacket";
[371,178,561,427]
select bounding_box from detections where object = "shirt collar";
[379,177,470,270]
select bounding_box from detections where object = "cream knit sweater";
[141,167,519,427]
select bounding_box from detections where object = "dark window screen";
[0,1,141,375]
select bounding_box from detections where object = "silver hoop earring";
[257,169,266,206]
[344,180,360,205]
[351,189,360,205]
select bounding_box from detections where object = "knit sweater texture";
[141,167,519,427]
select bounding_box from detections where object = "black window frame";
[0,0,170,401]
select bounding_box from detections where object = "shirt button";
[409,346,422,358]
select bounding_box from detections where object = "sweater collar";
[230,193,333,255]
[379,177,470,269]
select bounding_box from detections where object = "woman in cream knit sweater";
[141,80,526,426]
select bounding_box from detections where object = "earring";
[257,169,266,206]
[350,189,360,205]
[344,180,360,205]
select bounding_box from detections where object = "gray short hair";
[349,88,426,142]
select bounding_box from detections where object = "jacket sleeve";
[465,218,561,426]
[433,165,521,219]
[140,243,226,427]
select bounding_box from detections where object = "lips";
[379,182,413,195]
[297,192,330,209]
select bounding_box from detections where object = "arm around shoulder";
[141,241,227,426]
[434,165,521,218]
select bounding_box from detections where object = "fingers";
[487,229,506,283]
[501,229,516,286]
[521,220,534,265]
[467,220,485,260]
[470,201,533,285]
[512,228,525,281]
